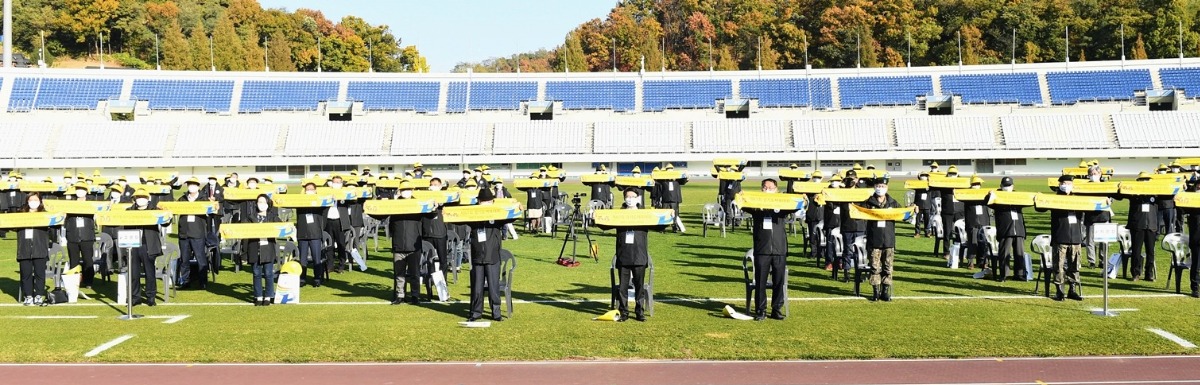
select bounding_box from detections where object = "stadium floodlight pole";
[855,30,861,69]
[906,31,911,69]
[708,37,713,71]
[39,31,45,67]
[757,35,762,71]
[367,40,373,73]
[1180,20,1185,65]
[613,38,618,72]
[1011,28,1017,69]
[1120,24,1126,64]
[803,33,809,74]
[264,37,269,72]
[317,36,323,73]
[99,33,106,70]
[208,35,215,71]
[661,36,666,72]
[2,0,10,68]
[155,34,161,70]
[956,30,962,70]
[1064,26,1070,68]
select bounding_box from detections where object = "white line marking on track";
[83,335,133,358]
[1145,328,1197,349]
[145,315,190,324]
[9,316,99,319]
[0,293,1185,307]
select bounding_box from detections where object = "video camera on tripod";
[557,192,597,267]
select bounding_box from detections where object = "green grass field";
[1,178,1197,363]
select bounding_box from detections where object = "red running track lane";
[4,355,1200,385]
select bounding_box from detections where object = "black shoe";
[313,279,322,287]
[768,313,785,321]
[492,316,504,322]
[263,300,271,307]
[617,314,627,322]
[1067,289,1083,301]
[132,297,145,306]
[1053,287,1065,301]
[870,285,880,301]
[880,284,892,302]
[253,300,261,306]
[634,314,646,322]
[146,299,157,307]
[409,296,421,305]
[391,298,406,305]
[753,313,766,321]
[1191,290,1199,298]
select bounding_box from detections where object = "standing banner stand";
[1091,223,1122,317]
[116,229,143,321]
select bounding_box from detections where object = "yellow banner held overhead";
[1062,167,1115,176]
[778,169,809,180]
[820,188,874,203]
[156,201,220,216]
[987,191,1036,207]
[1072,181,1120,195]
[717,171,745,181]
[581,174,615,184]
[1118,181,1183,196]
[952,188,991,202]
[904,180,929,190]
[616,176,655,188]
[592,209,675,227]
[219,222,296,240]
[18,182,65,193]
[43,200,112,215]
[1146,174,1185,183]
[849,205,915,222]
[1033,193,1111,211]
[314,187,359,201]
[412,190,460,204]
[0,212,67,229]
[364,199,436,216]
[651,170,687,180]
[514,179,557,189]
[261,183,288,194]
[129,184,173,195]
[1176,192,1200,208]
[852,170,886,179]
[1176,158,1200,167]
[713,158,747,168]
[406,178,433,190]
[443,201,522,223]
[928,175,970,189]
[790,182,826,194]
[273,194,335,208]
[137,171,178,182]
[224,187,273,201]
[735,191,807,211]
[374,179,400,189]
[457,189,481,205]
[95,210,173,226]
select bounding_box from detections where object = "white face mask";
[248,182,257,189]
[625,198,639,208]
[188,185,200,193]
[64,178,74,184]
[971,185,981,189]
[429,185,442,191]
[812,178,822,183]
[831,182,843,188]
[75,190,87,198]
[136,198,149,207]
[305,189,316,195]
[1089,175,1100,182]
[1060,184,1073,194]
[919,176,928,181]
[28,201,40,210]
[875,187,888,196]
[258,203,269,212]
[330,182,342,188]
[1001,186,1013,192]
[118,181,127,187]
[110,191,121,199]
[208,180,216,186]
[400,190,413,199]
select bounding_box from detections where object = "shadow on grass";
[655,291,727,318]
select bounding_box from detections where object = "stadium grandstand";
[2,57,1199,181]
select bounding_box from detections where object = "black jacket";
[295,206,326,240]
[861,194,901,249]
[990,203,1026,238]
[1037,192,1084,245]
[823,199,842,229]
[388,212,423,253]
[175,194,209,240]
[1122,195,1159,231]
[747,208,793,256]
[615,228,649,266]
[16,226,53,260]
[964,199,991,228]
[127,203,165,257]
[589,182,613,204]
[421,207,448,239]
[525,188,544,210]
[913,188,931,210]
[242,208,281,265]
[839,201,866,233]
[659,178,686,203]
[804,193,822,223]
[468,219,512,265]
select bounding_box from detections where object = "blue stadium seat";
[7,77,122,111]
[239,80,339,113]
[940,73,1041,105]
[739,78,834,108]
[545,80,635,111]
[347,81,440,112]
[837,75,932,108]
[1160,67,1200,99]
[642,79,731,111]
[444,81,536,112]
[1045,69,1152,105]
[131,79,234,112]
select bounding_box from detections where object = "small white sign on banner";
[1093,223,1119,243]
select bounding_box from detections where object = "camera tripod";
[557,194,597,267]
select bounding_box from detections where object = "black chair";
[496,249,516,318]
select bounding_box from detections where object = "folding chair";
[96,233,115,282]
[155,243,180,302]
[851,235,872,296]
[364,216,383,252]
[319,231,335,281]
[812,222,826,266]
[704,202,728,238]
[446,230,465,284]
[742,249,788,317]
[1031,234,1054,297]
[981,226,1000,278]
[1161,233,1191,294]
[418,241,440,299]
[609,253,655,317]
[498,249,516,318]
[586,200,606,227]
[828,228,845,280]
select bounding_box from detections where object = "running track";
[5,355,1199,385]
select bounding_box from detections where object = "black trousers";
[469,263,501,319]
[806,221,823,262]
[130,247,158,300]
[915,209,931,236]
[1129,228,1157,279]
[754,253,786,315]
[324,222,348,271]
[965,226,987,266]
[617,264,647,318]
[423,236,447,271]
[66,241,96,287]
[998,236,1027,278]
[18,258,47,298]
[392,252,420,300]
[176,237,207,287]
[940,214,956,255]
[1190,240,1200,293]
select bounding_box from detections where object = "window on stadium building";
[818,160,863,168]
[255,166,287,172]
[766,161,813,168]
[921,159,971,166]
[309,165,356,173]
[994,159,1027,166]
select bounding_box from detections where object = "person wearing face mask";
[837,171,867,279]
[115,176,135,203]
[63,183,99,289]
[1116,172,1159,282]
[523,174,546,234]
[719,167,743,227]
[860,178,902,301]
[226,172,241,188]
[657,164,687,233]
[588,166,615,208]
[175,178,211,290]
[822,173,844,272]
[804,170,825,264]
[1035,175,1085,301]
[324,176,352,275]
[464,187,514,322]
[989,177,1028,281]
[594,187,662,322]
[125,189,165,307]
[1081,177,1113,269]
[963,177,991,271]
[933,166,964,262]
[536,167,555,231]
[456,169,473,189]
[912,172,932,238]
[383,180,425,305]
[14,193,54,306]
[1182,182,1200,298]
[295,181,327,287]
[419,179,450,292]
[242,195,281,306]
[742,179,797,319]
[487,180,520,240]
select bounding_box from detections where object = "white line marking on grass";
[83,335,134,357]
[143,315,190,324]
[9,316,99,319]
[0,293,1185,307]
[1146,328,1197,349]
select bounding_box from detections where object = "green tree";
[210,14,245,71]
[187,20,210,70]
[160,20,191,70]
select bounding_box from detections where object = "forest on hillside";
[454,0,1200,73]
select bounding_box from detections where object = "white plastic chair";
[1031,234,1053,297]
[1161,233,1191,293]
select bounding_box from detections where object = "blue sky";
[257,0,619,72]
